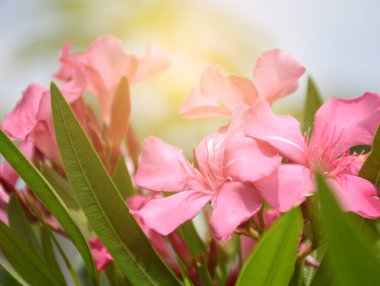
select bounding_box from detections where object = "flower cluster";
[1,35,380,285]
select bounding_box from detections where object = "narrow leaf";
[197,262,213,286]
[359,124,380,188]
[51,82,180,285]
[0,220,65,285]
[317,174,380,286]
[8,197,41,257]
[302,76,323,133]
[0,257,28,286]
[177,220,206,257]
[0,130,98,284]
[236,208,303,286]
[112,157,135,199]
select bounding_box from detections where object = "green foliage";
[302,76,323,133]
[50,82,180,286]
[316,174,380,286]
[0,220,65,285]
[236,208,303,286]
[359,124,380,188]
[0,129,98,284]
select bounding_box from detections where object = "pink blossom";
[244,93,380,217]
[0,186,9,225]
[180,49,305,118]
[88,238,113,272]
[133,125,281,240]
[56,35,169,122]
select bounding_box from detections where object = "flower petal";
[253,49,305,103]
[327,174,380,218]
[311,93,380,158]
[135,137,195,192]
[132,191,211,235]
[254,164,314,212]
[88,238,113,272]
[2,84,45,141]
[244,102,306,164]
[180,65,258,118]
[210,182,262,240]
[223,130,281,182]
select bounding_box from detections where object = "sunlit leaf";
[51,82,180,285]
[0,220,65,285]
[0,130,98,284]
[0,257,28,286]
[236,208,303,286]
[359,124,380,188]
[316,174,380,286]
[302,76,323,133]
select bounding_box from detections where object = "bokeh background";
[1,0,380,156]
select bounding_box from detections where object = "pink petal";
[311,93,380,159]
[253,49,305,103]
[327,174,380,218]
[88,238,113,272]
[133,44,170,82]
[2,84,46,141]
[132,191,212,235]
[135,137,196,192]
[223,130,281,182]
[244,102,306,164]
[210,182,262,240]
[254,164,314,212]
[180,65,258,118]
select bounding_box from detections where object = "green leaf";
[0,130,98,284]
[288,260,304,286]
[0,220,65,285]
[309,255,335,286]
[177,260,194,286]
[316,174,380,286]
[177,220,206,257]
[236,208,303,286]
[40,165,95,239]
[302,76,323,133]
[359,124,380,188]
[105,262,132,286]
[0,257,28,285]
[8,197,41,257]
[196,262,213,286]
[40,227,66,283]
[111,157,135,199]
[51,82,180,286]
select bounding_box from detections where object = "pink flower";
[88,238,113,272]
[133,125,281,240]
[180,49,305,118]
[0,186,9,225]
[244,93,380,217]
[56,35,169,122]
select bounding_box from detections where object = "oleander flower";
[180,49,305,118]
[56,35,169,122]
[133,123,281,240]
[244,93,380,217]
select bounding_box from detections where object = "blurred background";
[1,0,380,156]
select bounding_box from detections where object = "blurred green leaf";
[236,208,303,286]
[112,157,135,199]
[309,255,335,286]
[0,220,65,285]
[0,129,98,284]
[359,124,380,188]
[302,76,323,133]
[288,260,304,286]
[0,257,27,285]
[177,260,194,286]
[41,165,95,239]
[105,262,132,286]
[8,197,42,258]
[197,262,213,286]
[51,82,180,285]
[40,227,66,283]
[177,220,205,257]
[317,174,380,286]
